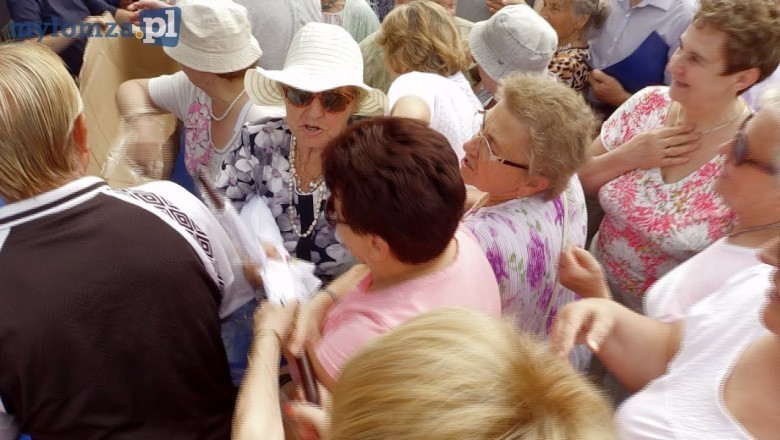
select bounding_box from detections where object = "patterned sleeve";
[600,86,671,152]
[548,48,591,92]
[215,118,290,210]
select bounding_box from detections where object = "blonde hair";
[497,73,596,199]
[377,0,466,77]
[0,43,84,201]
[694,0,780,83]
[330,308,616,440]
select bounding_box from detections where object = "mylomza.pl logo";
[8,7,180,47]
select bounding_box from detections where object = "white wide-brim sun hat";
[245,23,387,116]
[163,0,263,74]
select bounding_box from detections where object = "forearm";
[596,301,680,392]
[233,334,285,440]
[578,147,635,196]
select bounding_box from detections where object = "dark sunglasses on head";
[730,113,778,175]
[282,85,354,113]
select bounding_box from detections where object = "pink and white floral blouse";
[595,86,734,302]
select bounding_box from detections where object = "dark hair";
[323,117,465,264]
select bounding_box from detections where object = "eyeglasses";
[729,113,778,175]
[282,85,354,113]
[473,110,528,170]
[325,198,350,228]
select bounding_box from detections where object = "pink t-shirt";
[315,228,501,379]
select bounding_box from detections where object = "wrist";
[316,287,339,304]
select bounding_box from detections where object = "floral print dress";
[595,86,734,308]
[215,117,354,282]
[462,177,590,371]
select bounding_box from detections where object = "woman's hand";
[558,247,611,299]
[284,401,331,440]
[255,300,299,339]
[620,123,701,170]
[550,298,617,358]
[288,264,371,356]
[126,0,171,26]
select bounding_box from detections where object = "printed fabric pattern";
[596,86,734,299]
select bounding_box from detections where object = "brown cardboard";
[79,26,179,188]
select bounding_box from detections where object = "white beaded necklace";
[287,136,326,238]
[210,90,246,122]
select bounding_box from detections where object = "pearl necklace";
[675,101,749,136]
[210,90,246,122]
[729,220,780,238]
[287,136,326,238]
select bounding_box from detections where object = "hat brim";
[245,67,387,116]
[164,37,263,74]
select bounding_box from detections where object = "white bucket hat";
[163,0,263,74]
[244,23,387,116]
[469,5,557,81]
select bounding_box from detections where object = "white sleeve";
[147,71,201,122]
[387,72,436,119]
[130,181,256,319]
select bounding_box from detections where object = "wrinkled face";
[667,25,742,104]
[760,236,780,335]
[460,102,533,198]
[715,110,780,214]
[283,85,359,151]
[540,0,582,42]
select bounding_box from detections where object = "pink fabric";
[315,228,501,379]
[184,101,214,176]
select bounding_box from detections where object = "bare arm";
[233,302,297,440]
[390,96,432,125]
[552,298,682,392]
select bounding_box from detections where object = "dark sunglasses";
[730,113,778,175]
[282,86,354,113]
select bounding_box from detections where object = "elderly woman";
[460,73,595,370]
[117,0,267,180]
[322,0,380,43]
[216,23,386,282]
[378,0,481,161]
[236,307,616,440]
[541,0,609,92]
[468,4,558,108]
[579,0,780,312]
[553,93,780,436]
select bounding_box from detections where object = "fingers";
[285,402,328,440]
[550,305,586,358]
[550,300,612,357]
[590,69,605,83]
[571,246,599,270]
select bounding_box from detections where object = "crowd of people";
[1,0,780,438]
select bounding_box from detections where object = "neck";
[484,193,519,207]
[677,96,746,131]
[208,79,246,113]
[369,239,457,291]
[7,173,82,203]
[728,213,780,247]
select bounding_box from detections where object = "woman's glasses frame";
[473,110,528,170]
[729,113,777,175]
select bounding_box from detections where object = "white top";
[644,237,760,322]
[616,264,771,440]
[148,71,283,178]
[387,71,482,162]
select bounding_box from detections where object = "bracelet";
[319,287,339,304]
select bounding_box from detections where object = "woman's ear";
[732,67,760,94]
[71,113,90,172]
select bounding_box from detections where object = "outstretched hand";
[550,298,617,358]
[126,0,170,26]
[558,246,610,299]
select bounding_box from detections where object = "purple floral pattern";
[214,117,354,280]
[462,178,590,371]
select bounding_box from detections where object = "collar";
[619,0,673,11]
[0,176,108,226]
